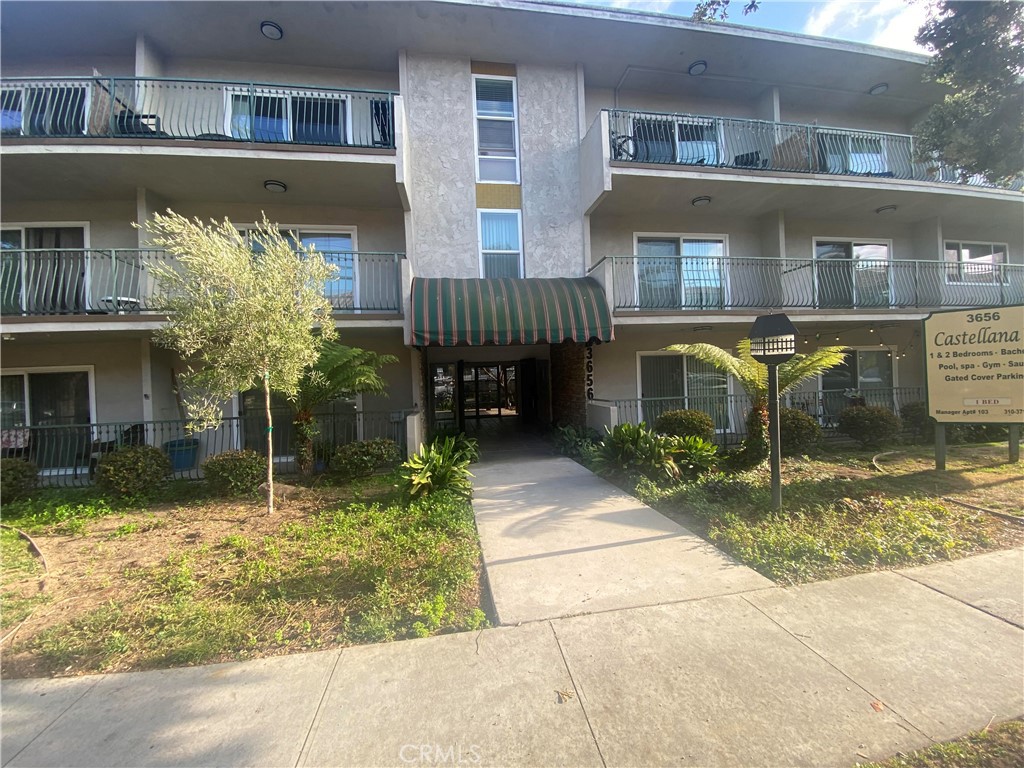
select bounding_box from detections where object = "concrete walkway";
[3,548,1021,767]
[471,444,772,624]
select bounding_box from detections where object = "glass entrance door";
[462,364,518,420]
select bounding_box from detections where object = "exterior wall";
[1,201,138,249]
[518,63,584,278]
[590,323,923,404]
[780,102,911,135]
[404,52,477,278]
[585,86,768,127]
[1,338,145,423]
[333,329,415,412]
[550,341,586,428]
[1,56,135,77]
[590,211,763,261]
[162,58,398,91]
[161,203,406,254]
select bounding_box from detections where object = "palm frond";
[290,342,398,414]
[664,341,764,397]
[778,346,848,394]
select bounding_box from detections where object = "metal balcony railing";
[1,249,405,316]
[598,255,1024,312]
[0,411,411,486]
[595,386,925,447]
[607,109,1016,188]
[0,77,396,149]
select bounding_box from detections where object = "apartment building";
[1,0,1021,477]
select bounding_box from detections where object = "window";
[638,353,730,430]
[817,131,888,175]
[635,236,725,309]
[1,369,94,470]
[228,90,349,145]
[1,225,88,314]
[677,119,719,165]
[479,211,523,278]
[240,226,358,308]
[944,241,1007,284]
[627,116,720,165]
[1,86,88,136]
[813,239,891,308]
[819,350,895,422]
[474,77,519,183]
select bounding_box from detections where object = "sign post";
[923,305,1024,469]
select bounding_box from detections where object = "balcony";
[1,249,405,317]
[593,255,1024,313]
[0,77,396,149]
[606,109,1006,188]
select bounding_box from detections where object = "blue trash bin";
[164,438,200,471]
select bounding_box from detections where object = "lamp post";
[748,313,798,511]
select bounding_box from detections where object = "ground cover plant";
[0,471,486,678]
[630,443,1023,584]
[861,718,1023,768]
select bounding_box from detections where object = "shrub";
[1,458,38,502]
[400,437,473,499]
[202,450,265,496]
[331,438,402,480]
[427,429,480,464]
[592,422,683,482]
[654,409,715,442]
[779,407,821,456]
[674,435,718,480]
[899,401,934,443]
[837,406,902,449]
[552,424,599,459]
[950,423,1010,444]
[95,445,172,499]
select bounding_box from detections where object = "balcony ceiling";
[596,172,1024,233]
[0,1,943,121]
[0,150,403,208]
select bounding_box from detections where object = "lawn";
[862,719,1023,768]
[636,443,1023,584]
[1,474,487,679]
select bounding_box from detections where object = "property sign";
[924,305,1024,424]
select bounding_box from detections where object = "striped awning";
[410,277,614,346]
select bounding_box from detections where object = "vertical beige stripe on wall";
[471,61,517,77]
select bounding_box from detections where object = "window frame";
[478,209,524,279]
[1,365,98,429]
[1,222,92,315]
[635,350,735,432]
[943,240,1009,286]
[223,87,352,145]
[1,84,91,137]
[237,223,360,307]
[632,232,730,309]
[472,74,521,185]
[811,236,894,308]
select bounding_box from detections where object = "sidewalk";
[3,548,1021,767]
[471,448,772,624]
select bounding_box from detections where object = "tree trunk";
[263,371,274,515]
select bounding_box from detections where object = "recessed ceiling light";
[260,21,284,41]
[875,205,897,214]
[688,60,708,76]
[691,195,712,207]
[264,180,287,193]
[868,82,888,96]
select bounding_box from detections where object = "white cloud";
[803,0,930,53]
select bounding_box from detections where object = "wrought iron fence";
[1,77,396,149]
[603,255,1024,311]
[1,249,405,316]
[596,387,925,447]
[0,411,411,487]
[607,109,1014,188]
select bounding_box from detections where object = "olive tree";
[145,211,337,513]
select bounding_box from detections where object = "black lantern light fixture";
[748,313,798,510]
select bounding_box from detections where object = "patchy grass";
[862,719,1023,768]
[637,443,1023,585]
[0,528,49,632]
[2,473,487,678]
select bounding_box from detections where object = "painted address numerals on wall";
[585,344,595,401]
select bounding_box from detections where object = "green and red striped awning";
[410,277,614,346]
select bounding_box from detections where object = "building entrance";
[427,358,549,436]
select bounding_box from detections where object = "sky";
[564,0,933,54]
